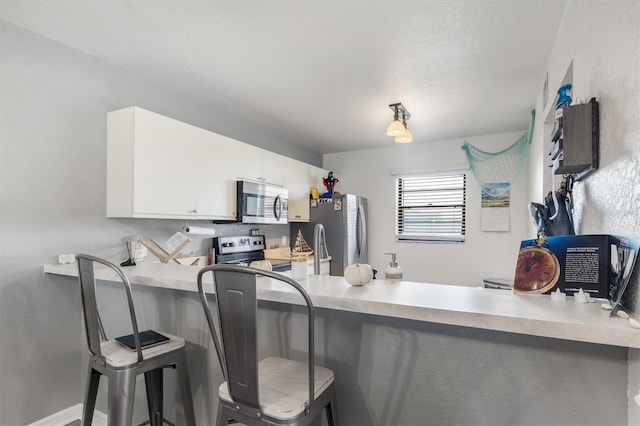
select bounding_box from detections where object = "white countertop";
[44,262,640,349]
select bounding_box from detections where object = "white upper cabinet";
[261,150,286,186]
[107,106,325,222]
[235,143,285,186]
[107,107,236,220]
[285,165,330,223]
[285,159,313,222]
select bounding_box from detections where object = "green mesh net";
[461,110,535,185]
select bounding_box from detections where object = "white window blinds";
[396,173,466,242]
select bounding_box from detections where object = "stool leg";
[144,368,164,426]
[82,366,101,426]
[327,386,339,426]
[107,369,136,426]
[215,399,228,426]
[176,350,197,426]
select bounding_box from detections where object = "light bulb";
[395,128,413,143]
[386,119,405,136]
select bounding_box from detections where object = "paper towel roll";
[183,225,216,236]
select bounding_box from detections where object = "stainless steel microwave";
[236,180,288,224]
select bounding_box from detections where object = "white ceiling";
[0,0,567,154]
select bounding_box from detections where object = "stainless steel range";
[213,235,291,272]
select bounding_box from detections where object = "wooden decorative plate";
[514,246,560,294]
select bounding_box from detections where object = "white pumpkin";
[344,263,373,286]
[249,260,273,271]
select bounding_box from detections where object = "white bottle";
[384,252,403,280]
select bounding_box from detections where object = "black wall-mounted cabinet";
[551,98,599,179]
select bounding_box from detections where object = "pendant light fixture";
[386,104,406,136]
[386,103,412,143]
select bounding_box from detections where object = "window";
[395,173,466,242]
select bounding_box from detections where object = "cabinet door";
[284,160,311,222]
[110,107,237,220]
[235,142,264,182]
[261,150,285,186]
[195,133,237,219]
[133,108,205,217]
[235,143,285,186]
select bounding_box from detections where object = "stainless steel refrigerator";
[291,194,367,276]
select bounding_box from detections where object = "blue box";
[513,234,639,301]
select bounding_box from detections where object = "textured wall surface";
[531,0,640,316]
[528,1,640,423]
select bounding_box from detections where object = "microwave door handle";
[274,195,282,220]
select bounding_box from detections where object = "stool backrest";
[197,265,316,416]
[76,254,144,363]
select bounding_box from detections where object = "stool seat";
[100,334,185,368]
[219,357,334,421]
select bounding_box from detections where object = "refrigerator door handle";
[357,202,367,257]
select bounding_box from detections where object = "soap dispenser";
[384,252,403,280]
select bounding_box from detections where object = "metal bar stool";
[77,254,196,426]
[197,264,339,426]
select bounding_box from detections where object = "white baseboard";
[28,403,107,426]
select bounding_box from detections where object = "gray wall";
[0,20,317,425]
[323,130,530,286]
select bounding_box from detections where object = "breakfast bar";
[44,262,639,348]
[45,262,638,425]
